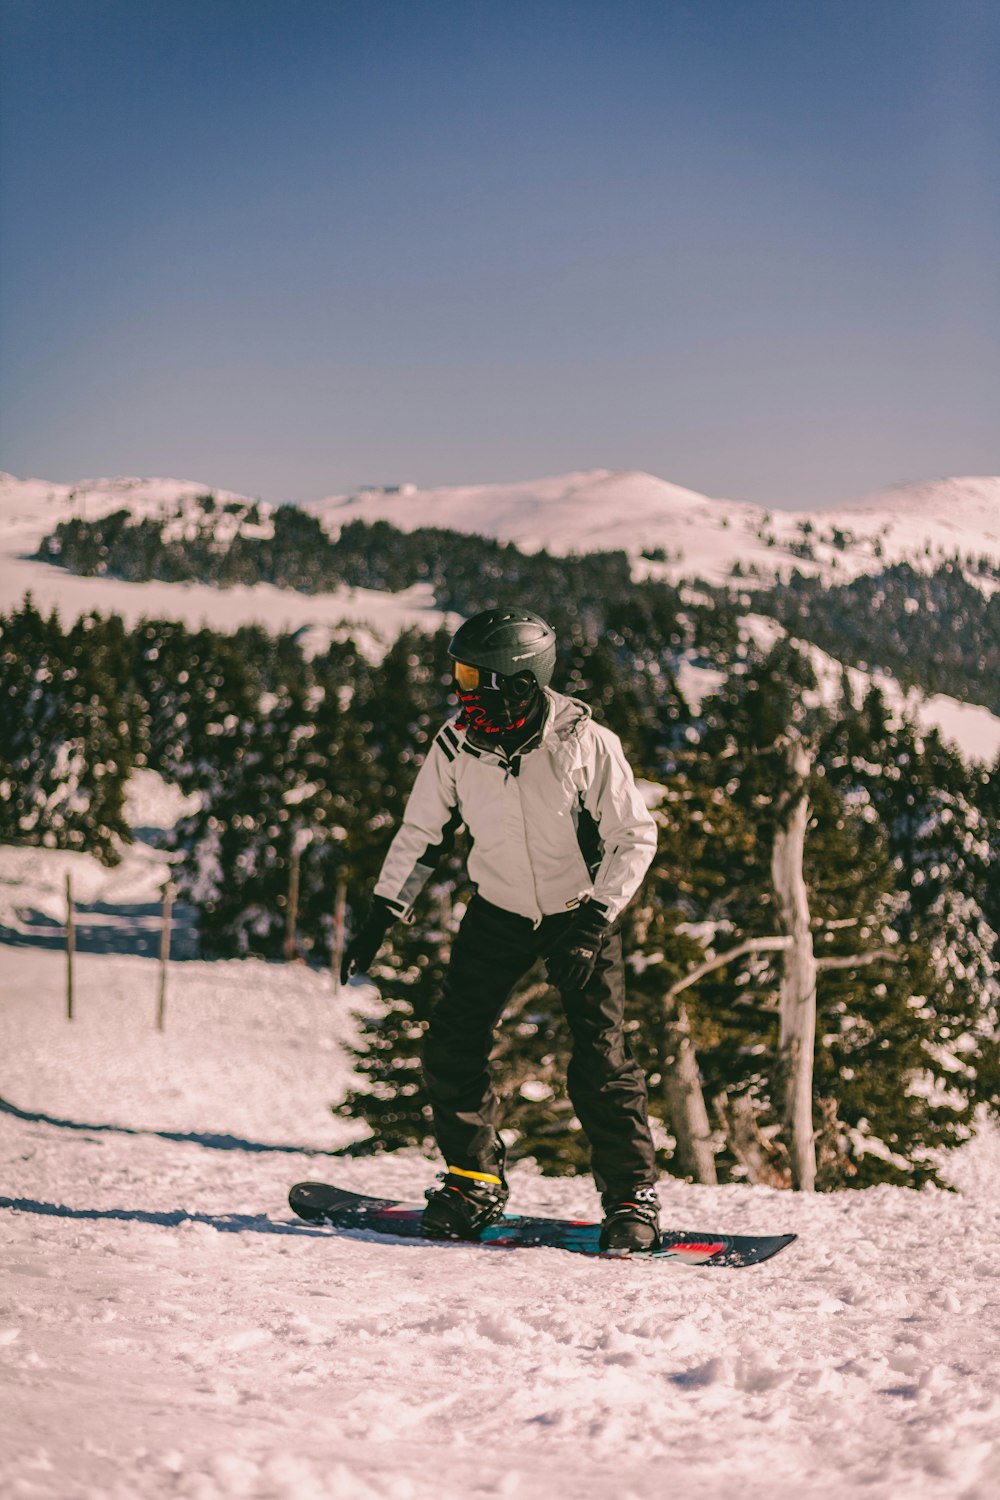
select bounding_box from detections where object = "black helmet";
[448,608,557,690]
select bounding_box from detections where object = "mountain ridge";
[3,468,998,587]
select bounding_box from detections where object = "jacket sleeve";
[373,731,461,922]
[581,724,657,923]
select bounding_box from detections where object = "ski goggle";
[453,661,481,691]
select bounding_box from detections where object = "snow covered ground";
[740,615,1000,765]
[0,474,454,657]
[2,937,1000,1500]
[0,772,202,958]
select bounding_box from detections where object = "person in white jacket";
[342,608,661,1250]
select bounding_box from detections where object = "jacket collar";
[458,689,592,764]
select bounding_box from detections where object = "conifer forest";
[4,515,999,1192]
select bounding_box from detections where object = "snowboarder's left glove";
[340,895,394,985]
[546,904,611,991]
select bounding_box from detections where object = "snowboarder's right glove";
[340,895,394,985]
[545,903,611,992]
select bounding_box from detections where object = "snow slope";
[0,474,454,656]
[4,468,999,614]
[0,771,201,955]
[312,468,760,568]
[306,470,1000,586]
[833,477,1000,557]
[2,777,999,1498]
[740,616,1000,765]
[2,942,1000,1500]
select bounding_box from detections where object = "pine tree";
[334,628,468,1150]
[0,600,135,861]
[818,686,994,1178]
[620,643,978,1189]
[336,884,460,1155]
[165,629,361,959]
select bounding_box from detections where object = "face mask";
[453,663,538,737]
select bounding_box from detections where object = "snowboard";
[288,1181,796,1267]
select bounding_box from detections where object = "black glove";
[546,904,611,991]
[340,896,394,985]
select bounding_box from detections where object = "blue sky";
[1,0,997,507]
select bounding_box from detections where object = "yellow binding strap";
[448,1165,503,1185]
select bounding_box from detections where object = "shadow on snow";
[0,1093,347,1158]
[0,1194,329,1237]
[0,896,200,959]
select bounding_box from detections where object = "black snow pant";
[422,895,657,1205]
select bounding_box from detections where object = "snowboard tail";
[288,1182,796,1267]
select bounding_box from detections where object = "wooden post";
[284,840,301,963]
[157,881,173,1032]
[66,872,75,1022]
[332,877,347,987]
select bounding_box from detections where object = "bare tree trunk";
[771,735,818,1191]
[714,1090,791,1188]
[655,937,791,1185]
[661,996,717,1183]
[814,1095,858,1190]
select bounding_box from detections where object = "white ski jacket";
[373,689,657,926]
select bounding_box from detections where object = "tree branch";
[664,936,793,1001]
[657,932,901,1003]
[815,948,901,972]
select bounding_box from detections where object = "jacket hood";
[542,688,593,746]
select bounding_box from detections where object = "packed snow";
[3,941,1000,1500]
[2,776,1000,1500]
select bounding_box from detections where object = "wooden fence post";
[66,872,75,1021]
[157,880,173,1032]
[284,840,302,963]
[332,877,347,987]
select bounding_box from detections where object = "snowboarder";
[341,608,661,1250]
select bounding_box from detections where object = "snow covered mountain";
[305,469,1000,585]
[2,467,999,761]
[309,468,753,565]
[3,468,999,592]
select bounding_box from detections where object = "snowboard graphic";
[289,1182,796,1267]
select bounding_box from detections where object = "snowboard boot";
[599,1186,661,1252]
[422,1160,509,1242]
